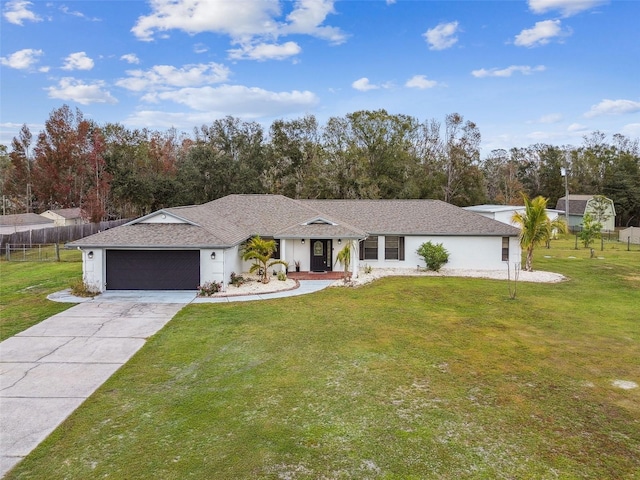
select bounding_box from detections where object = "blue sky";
[1,0,639,154]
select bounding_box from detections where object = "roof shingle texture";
[68,194,520,248]
[555,195,594,215]
[0,213,54,226]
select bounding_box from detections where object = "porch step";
[288,271,344,281]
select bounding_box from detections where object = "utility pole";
[26,183,32,213]
[561,151,570,230]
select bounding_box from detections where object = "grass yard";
[6,240,640,479]
[0,248,82,341]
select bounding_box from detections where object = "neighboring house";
[68,194,521,292]
[555,195,616,231]
[40,207,84,226]
[0,213,54,234]
[619,227,640,245]
[463,204,563,228]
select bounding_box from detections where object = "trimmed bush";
[417,241,450,272]
[198,281,222,296]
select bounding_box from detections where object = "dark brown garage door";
[106,250,200,290]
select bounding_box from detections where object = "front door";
[310,239,332,272]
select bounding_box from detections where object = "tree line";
[1,104,639,227]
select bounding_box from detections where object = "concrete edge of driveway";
[47,280,335,304]
[2,281,335,477]
[0,300,187,478]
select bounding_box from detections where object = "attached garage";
[106,250,200,290]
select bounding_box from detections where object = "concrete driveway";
[0,295,193,477]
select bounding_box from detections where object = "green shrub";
[230,272,245,288]
[198,281,222,296]
[69,278,99,297]
[277,271,287,281]
[417,241,450,272]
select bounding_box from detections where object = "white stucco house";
[67,194,521,292]
[463,204,563,228]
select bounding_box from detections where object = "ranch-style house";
[68,194,521,292]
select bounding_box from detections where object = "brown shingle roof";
[68,194,519,248]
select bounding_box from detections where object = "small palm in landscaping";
[241,235,288,284]
[334,241,353,282]
[512,193,549,272]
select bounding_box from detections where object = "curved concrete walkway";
[0,280,332,478]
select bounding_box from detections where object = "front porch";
[287,271,345,281]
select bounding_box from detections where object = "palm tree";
[543,215,568,248]
[241,236,288,284]
[511,194,549,272]
[334,241,353,282]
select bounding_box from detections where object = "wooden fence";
[0,219,129,249]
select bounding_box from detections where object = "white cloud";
[537,113,563,124]
[281,0,347,44]
[132,0,280,41]
[423,21,459,51]
[62,52,94,71]
[0,48,43,69]
[59,5,100,21]
[2,0,41,25]
[46,78,117,105]
[193,43,209,54]
[620,123,640,138]
[514,20,567,47]
[142,84,319,118]
[405,75,438,89]
[116,63,231,91]
[472,65,546,78]
[124,110,217,130]
[528,0,608,17]
[131,0,346,47]
[120,53,140,65]
[584,99,640,118]
[352,77,379,91]
[228,41,302,61]
[568,123,589,132]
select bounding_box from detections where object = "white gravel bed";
[330,267,566,287]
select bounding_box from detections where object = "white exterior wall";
[200,249,225,289]
[494,211,516,226]
[283,239,309,272]
[358,235,519,272]
[467,207,561,229]
[82,248,105,292]
[222,245,244,291]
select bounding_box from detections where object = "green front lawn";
[0,249,82,341]
[6,241,640,479]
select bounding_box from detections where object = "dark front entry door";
[310,239,332,272]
